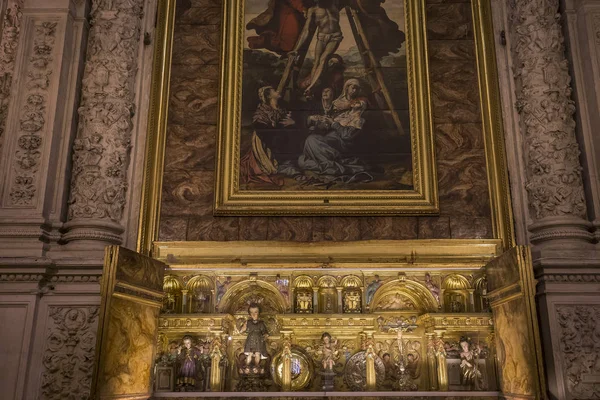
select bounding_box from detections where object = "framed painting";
[215,0,437,215]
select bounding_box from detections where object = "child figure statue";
[318,332,339,371]
[239,303,269,368]
[176,335,203,389]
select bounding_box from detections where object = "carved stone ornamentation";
[63,0,145,244]
[40,306,99,400]
[556,305,600,399]
[7,21,56,206]
[0,0,23,153]
[593,14,600,45]
[507,0,593,245]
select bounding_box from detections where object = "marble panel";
[267,218,312,242]
[418,217,452,239]
[434,123,485,161]
[437,152,490,217]
[169,67,219,126]
[172,24,220,66]
[312,217,335,241]
[158,217,189,241]
[187,217,239,241]
[176,0,221,25]
[450,216,493,239]
[239,217,269,240]
[160,170,214,217]
[164,124,216,172]
[359,217,419,240]
[331,217,362,241]
[429,40,481,124]
[426,2,473,40]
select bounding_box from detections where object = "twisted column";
[508,0,593,248]
[62,0,144,245]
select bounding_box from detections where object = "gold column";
[434,333,448,391]
[280,331,293,391]
[312,287,319,313]
[181,289,189,313]
[364,331,377,391]
[336,287,343,313]
[209,335,224,391]
[425,333,439,390]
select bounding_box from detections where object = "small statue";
[323,294,334,313]
[275,275,289,300]
[317,332,339,371]
[215,276,232,305]
[194,289,207,313]
[450,299,464,312]
[162,293,176,313]
[176,335,203,389]
[296,291,312,313]
[365,275,382,305]
[239,303,270,368]
[424,273,440,305]
[459,337,484,390]
[343,290,361,313]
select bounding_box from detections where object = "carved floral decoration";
[0,0,23,152]
[68,0,144,222]
[508,0,586,220]
[40,306,99,400]
[9,21,56,205]
[557,305,600,399]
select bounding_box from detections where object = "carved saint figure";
[424,273,440,305]
[365,275,382,305]
[240,303,270,367]
[215,276,232,305]
[177,335,203,388]
[459,337,484,390]
[317,332,340,370]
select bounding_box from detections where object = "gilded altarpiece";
[98,0,548,398]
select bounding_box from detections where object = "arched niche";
[218,280,287,314]
[162,275,183,313]
[186,275,213,313]
[370,279,438,313]
[441,274,472,312]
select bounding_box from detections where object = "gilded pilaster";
[63,0,145,246]
[507,0,593,248]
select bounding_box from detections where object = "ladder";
[276,6,405,136]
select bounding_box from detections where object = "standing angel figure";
[239,303,270,367]
[317,332,340,371]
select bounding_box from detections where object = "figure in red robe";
[246,0,307,54]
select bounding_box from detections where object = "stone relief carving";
[557,305,600,399]
[40,306,99,400]
[0,0,23,153]
[593,14,600,45]
[8,21,56,205]
[508,0,587,221]
[66,0,144,226]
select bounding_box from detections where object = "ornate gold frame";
[214,0,438,216]
[137,0,515,253]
